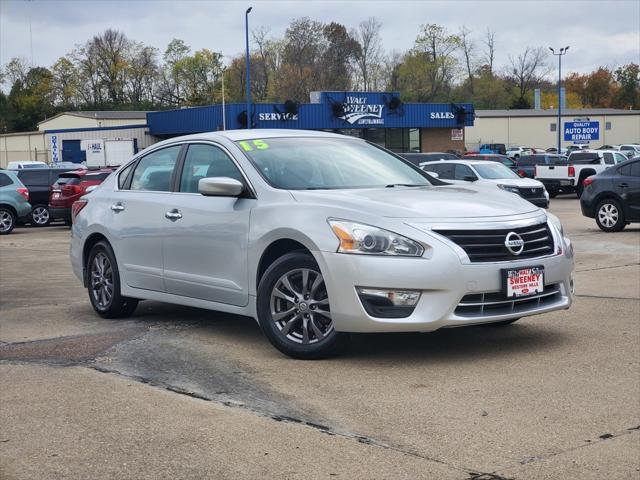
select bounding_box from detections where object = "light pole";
[245,6,253,129]
[549,46,569,153]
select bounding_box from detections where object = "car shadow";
[125,301,569,364]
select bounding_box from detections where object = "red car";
[49,168,115,224]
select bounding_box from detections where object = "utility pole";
[549,46,570,153]
[245,6,253,129]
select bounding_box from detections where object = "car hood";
[482,178,545,188]
[289,185,540,219]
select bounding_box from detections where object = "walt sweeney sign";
[338,96,385,125]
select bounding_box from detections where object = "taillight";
[71,199,88,223]
[16,187,29,201]
[63,184,84,196]
[568,166,575,177]
[517,169,526,177]
[583,176,594,187]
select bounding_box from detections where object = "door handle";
[165,209,182,221]
[110,203,125,212]
[619,183,629,188]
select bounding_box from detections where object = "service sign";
[564,121,599,143]
[504,266,544,298]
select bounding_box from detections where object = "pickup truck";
[535,150,628,197]
[516,154,568,182]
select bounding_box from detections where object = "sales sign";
[564,121,599,143]
[50,135,60,164]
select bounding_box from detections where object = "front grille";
[455,283,563,317]
[517,187,544,198]
[433,222,555,262]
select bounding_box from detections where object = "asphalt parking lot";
[1,197,638,480]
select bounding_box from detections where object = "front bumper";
[316,241,574,333]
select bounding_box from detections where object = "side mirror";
[85,185,98,193]
[425,171,439,179]
[198,177,244,197]
[463,175,478,182]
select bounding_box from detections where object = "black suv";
[580,158,640,232]
[14,167,79,226]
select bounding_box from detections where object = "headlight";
[546,212,564,236]
[497,184,520,194]
[328,219,424,256]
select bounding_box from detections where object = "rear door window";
[603,153,615,165]
[0,172,13,187]
[128,146,182,192]
[436,163,455,180]
[454,164,474,180]
[17,170,51,186]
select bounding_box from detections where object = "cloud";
[1,0,638,76]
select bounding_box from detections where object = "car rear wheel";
[257,252,349,359]
[0,207,16,235]
[31,205,51,227]
[595,199,626,232]
[87,241,139,318]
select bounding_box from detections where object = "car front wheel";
[87,241,139,318]
[257,252,349,359]
[595,199,626,232]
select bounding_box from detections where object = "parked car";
[49,168,115,225]
[421,159,549,208]
[70,130,574,359]
[546,147,568,155]
[566,145,590,153]
[6,161,48,170]
[516,154,568,186]
[398,152,459,166]
[13,166,79,226]
[479,143,506,155]
[535,150,628,197]
[463,153,518,171]
[506,146,532,160]
[0,170,32,234]
[580,157,640,232]
[619,144,640,158]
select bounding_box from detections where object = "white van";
[7,161,47,170]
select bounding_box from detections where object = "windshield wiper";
[385,184,426,188]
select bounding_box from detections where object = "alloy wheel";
[0,211,13,233]
[32,206,50,225]
[598,203,618,228]
[90,252,114,309]
[269,268,333,344]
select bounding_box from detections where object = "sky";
[1,0,639,77]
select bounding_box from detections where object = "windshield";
[236,137,432,189]
[474,163,520,179]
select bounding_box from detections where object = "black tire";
[257,252,349,359]
[86,241,138,318]
[0,207,16,235]
[483,318,520,327]
[595,198,626,232]
[30,205,51,227]
[514,154,520,160]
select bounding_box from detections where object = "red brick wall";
[421,128,465,154]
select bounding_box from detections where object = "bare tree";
[354,17,384,91]
[458,26,475,92]
[482,28,496,76]
[508,46,550,107]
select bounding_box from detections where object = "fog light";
[356,288,421,319]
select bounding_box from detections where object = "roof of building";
[475,108,639,118]
[38,111,150,125]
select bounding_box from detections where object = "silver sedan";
[70,130,574,359]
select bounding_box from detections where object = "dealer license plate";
[503,266,544,298]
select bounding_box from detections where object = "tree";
[613,63,639,109]
[51,56,78,108]
[584,67,616,107]
[172,49,223,105]
[353,17,384,91]
[90,29,130,104]
[6,67,57,131]
[508,46,548,108]
[394,24,460,101]
[482,28,496,76]
[126,42,158,106]
[458,26,475,93]
[320,22,360,91]
[163,38,190,105]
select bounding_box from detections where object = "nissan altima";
[70,130,574,359]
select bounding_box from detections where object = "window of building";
[550,123,557,132]
[605,122,612,130]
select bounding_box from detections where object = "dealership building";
[1,93,639,168]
